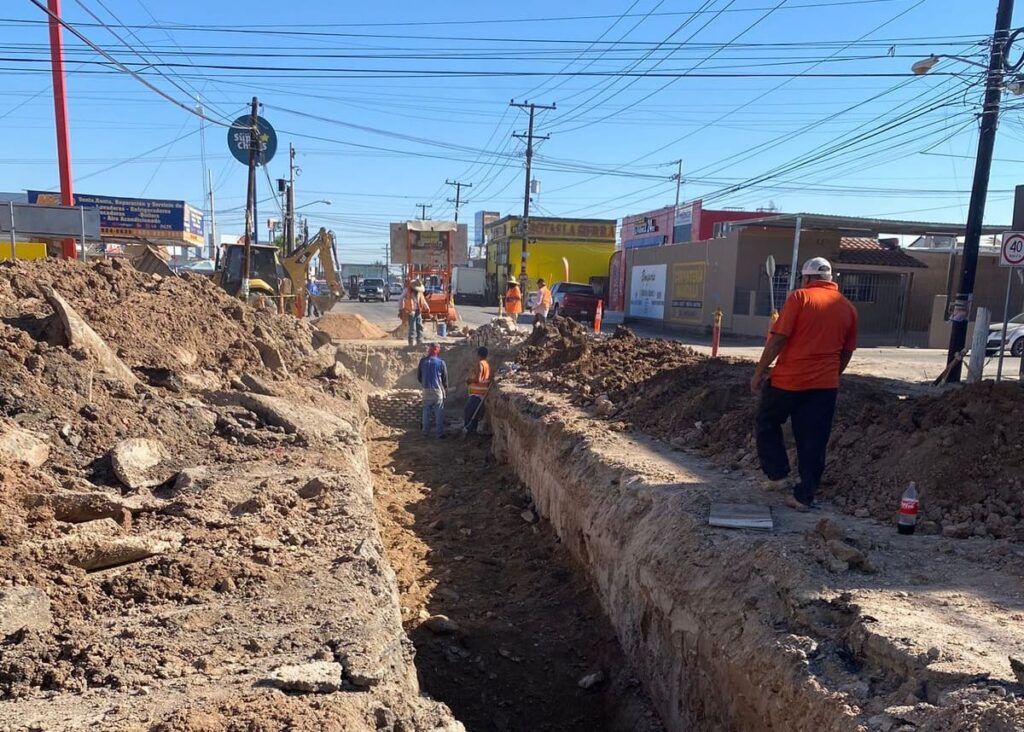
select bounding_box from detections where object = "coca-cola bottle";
[897,482,919,535]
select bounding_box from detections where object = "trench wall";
[489,385,861,732]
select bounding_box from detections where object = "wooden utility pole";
[445,179,472,222]
[415,203,432,220]
[287,144,296,253]
[510,100,555,282]
[241,96,259,299]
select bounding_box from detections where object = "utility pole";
[241,96,259,300]
[198,98,208,260]
[946,0,1016,381]
[673,159,683,211]
[445,179,472,222]
[415,203,432,220]
[45,0,77,259]
[287,144,296,253]
[207,168,217,263]
[510,100,555,282]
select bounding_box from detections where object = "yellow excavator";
[216,227,343,314]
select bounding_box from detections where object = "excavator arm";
[282,227,343,314]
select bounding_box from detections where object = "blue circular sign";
[227,115,277,166]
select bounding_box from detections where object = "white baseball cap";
[801,257,832,276]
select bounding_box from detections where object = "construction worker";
[504,278,523,318]
[532,277,552,330]
[417,343,448,439]
[305,277,320,318]
[750,257,858,512]
[462,346,491,437]
[401,281,430,346]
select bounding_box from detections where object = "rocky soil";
[518,318,1024,540]
[0,259,459,731]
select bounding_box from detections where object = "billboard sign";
[669,262,705,323]
[629,264,666,319]
[28,191,204,246]
[673,199,702,243]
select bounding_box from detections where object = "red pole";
[47,0,77,259]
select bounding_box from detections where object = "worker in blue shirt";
[306,277,320,318]
[417,343,449,439]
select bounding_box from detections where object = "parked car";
[388,281,403,297]
[358,277,388,302]
[986,313,1024,357]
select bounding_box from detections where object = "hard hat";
[801,257,832,277]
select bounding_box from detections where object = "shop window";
[840,273,877,303]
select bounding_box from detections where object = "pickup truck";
[526,281,601,322]
[358,277,389,302]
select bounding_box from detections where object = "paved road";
[329,298,1022,384]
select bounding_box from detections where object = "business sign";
[673,199,702,243]
[495,218,616,241]
[27,191,203,246]
[629,263,666,320]
[633,217,658,235]
[670,262,705,323]
[227,114,278,166]
[474,210,499,248]
[1000,231,1024,267]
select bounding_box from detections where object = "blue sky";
[1,0,1020,261]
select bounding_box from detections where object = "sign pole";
[45,0,77,260]
[9,202,17,262]
[241,96,258,299]
[997,266,1014,381]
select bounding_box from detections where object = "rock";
[577,670,605,689]
[24,491,163,523]
[827,540,876,573]
[423,615,460,635]
[325,361,351,380]
[0,422,50,468]
[172,466,213,494]
[110,437,174,490]
[593,397,614,417]
[942,522,972,539]
[267,661,343,693]
[1009,656,1024,685]
[0,586,52,635]
[298,476,339,500]
[254,340,287,373]
[520,509,538,524]
[37,529,181,571]
[42,286,138,386]
[853,508,871,518]
[239,393,353,443]
[238,372,278,396]
[917,520,940,535]
[816,518,847,542]
[927,646,942,661]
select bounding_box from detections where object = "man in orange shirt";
[532,278,553,330]
[462,346,491,438]
[751,257,858,511]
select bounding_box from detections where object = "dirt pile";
[0,259,458,730]
[315,312,388,341]
[517,319,1024,539]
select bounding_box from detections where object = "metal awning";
[731,213,1007,237]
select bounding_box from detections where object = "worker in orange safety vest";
[504,278,523,318]
[401,281,431,346]
[532,278,552,330]
[462,346,491,437]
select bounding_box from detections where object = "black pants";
[464,395,484,432]
[755,382,837,506]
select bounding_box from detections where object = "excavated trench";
[353,341,1023,732]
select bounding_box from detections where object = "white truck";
[452,266,486,306]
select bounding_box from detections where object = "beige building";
[622,213,1008,347]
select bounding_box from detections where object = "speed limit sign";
[1002,231,1024,267]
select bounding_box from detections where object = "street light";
[295,199,332,210]
[910,1,1022,382]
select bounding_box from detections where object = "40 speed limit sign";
[1002,231,1024,267]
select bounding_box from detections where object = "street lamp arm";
[911,54,988,74]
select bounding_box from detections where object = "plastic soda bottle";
[897,482,919,535]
